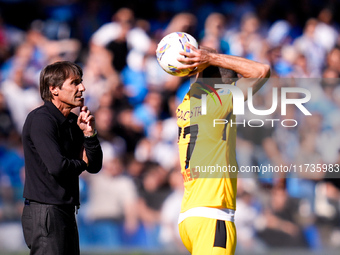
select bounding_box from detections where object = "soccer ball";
[156,32,198,77]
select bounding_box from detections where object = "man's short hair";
[219,68,237,79]
[219,68,238,84]
[202,65,238,84]
[40,61,83,101]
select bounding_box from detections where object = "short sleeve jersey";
[177,82,238,212]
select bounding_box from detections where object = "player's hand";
[177,44,215,76]
[77,106,96,137]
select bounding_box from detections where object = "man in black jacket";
[21,61,103,255]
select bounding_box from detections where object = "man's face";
[53,76,85,109]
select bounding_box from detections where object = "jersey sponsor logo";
[196,82,222,106]
[217,89,231,95]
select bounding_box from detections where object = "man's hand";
[177,44,216,76]
[77,106,96,137]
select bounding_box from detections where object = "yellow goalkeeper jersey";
[177,82,238,212]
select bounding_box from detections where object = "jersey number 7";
[178,124,199,169]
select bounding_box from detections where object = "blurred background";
[0,0,340,254]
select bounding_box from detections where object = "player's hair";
[202,65,220,78]
[40,61,83,101]
[219,67,238,84]
[219,67,238,79]
[202,65,238,84]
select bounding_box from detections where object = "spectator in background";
[125,156,145,192]
[1,42,37,83]
[159,12,197,40]
[314,7,338,53]
[0,87,24,208]
[138,162,171,249]
[235,180,265,253]
[0,90,15,139]
[0,88,25,251]
[1,63,41,134]
[0,141,24,204]
[293,18,326,75]
[0,164,26,251]
[0,166,23,222]
[90,7,151,73]
[256,184,308,248]
[200,13,230,54]
[115,108,144,153]
[91,107,116,143]
[0,13,11,65]
[143,38,178,93]
[275,43,318,78]
[25,20,81,66]
[81,46,119,112]
[271,103,301,167]
[135,118,179,171]
[84,144,139,248]
[227,12,264,60]
[159,168,185,252]
[0,19,81,86]
[326,46,340,74]
[0,11,25,66]
[314,174,340,248]
[73,0,112,45]
[288,130,324,250]
[133,90,164,135]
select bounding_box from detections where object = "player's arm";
[178,44,271,101]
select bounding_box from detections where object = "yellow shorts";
[178,217,236,255]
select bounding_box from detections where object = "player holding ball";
[157,33,270,255]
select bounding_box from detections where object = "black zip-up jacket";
[22,101,102,205]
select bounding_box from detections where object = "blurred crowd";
[0,0,340,253]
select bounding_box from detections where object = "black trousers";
[21,200,80,255]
